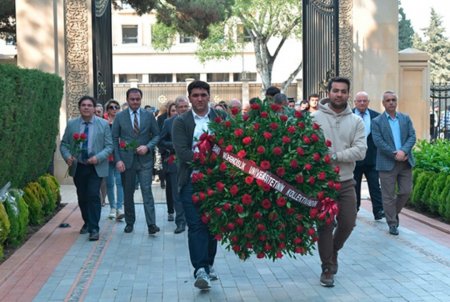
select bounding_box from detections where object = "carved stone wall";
[339,0,353,85]
[64,0,91,118]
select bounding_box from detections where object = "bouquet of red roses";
[119,139,139,152]
[191,98,340,260]
[64,132,87,177]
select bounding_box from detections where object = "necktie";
[82,122,89,161]
[360,111,365,119]
[133,111,140,135]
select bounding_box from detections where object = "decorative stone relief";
[65,0,90,118]
[339,0,353,86]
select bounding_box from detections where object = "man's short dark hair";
[274,93,288,105]
[126,88,143,99]
[78,95,96,108]
[265,86,281,97]
[308,93,319,100]
[327,77,351,92]
[249,97,259,104]
[187,80,210,96]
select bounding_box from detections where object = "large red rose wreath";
[191,99,339,260]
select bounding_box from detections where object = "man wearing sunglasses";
[372,91,416,236]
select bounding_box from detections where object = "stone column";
[398,48,430,140]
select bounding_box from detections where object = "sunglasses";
[108,105,120,110]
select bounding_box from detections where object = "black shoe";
[389,225,399,235]
[168,213,174,221]
[148,224,160,234]
[160,180,166,189]
[89,230,99,241]
[374,210,385,220]
[174,225,186,234]
[396,214,399,227]
[80,224,88,234]
[124,224,134,233]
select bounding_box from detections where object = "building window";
[233,72,257,82]
[176,73,200,82]
[179,34,195,44]
[149,74,172,83]
[122,25,138,44]
[118,74,142,83]
[207,73,229,82]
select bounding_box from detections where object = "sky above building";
[401,0,450,38]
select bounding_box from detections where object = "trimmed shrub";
[38,175,59,215]
[0,202,11,259]
[4,189,29,247]
[438,175,450,218]
[0,64,63,189]
[411,171,433,209]
[23,183,44,226]
[429,174,448,215]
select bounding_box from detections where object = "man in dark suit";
[372,91,416,236]
[158,96,189,234]
[60,96,113,241]
[352,91,384,220]
[112,88,160,234]
[172,80,226,290]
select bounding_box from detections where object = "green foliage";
[413,139,450,173]
[4,189,29,247]
[151,22,177,51]
[438,175,450,220]
[23,183,44,226]
[0,64,63,189]
[411,170,433,208]
[429,173,447,214]
[0,202,11,259]
[420,174,437,212]
[38,174,60,215]
[398,2,414,50]
[445,188,450,222]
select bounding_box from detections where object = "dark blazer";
[353,108,379,166]
[372,112,416,171]
[172,109,225,189]
[158,116,177,173]
[111,108,160,169]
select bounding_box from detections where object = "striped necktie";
[81,122,89,161]
[133,110,140,135]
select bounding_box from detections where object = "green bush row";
[0,174,61,259]
[0,64,63,189]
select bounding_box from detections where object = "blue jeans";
[180,182,217,276]
[106,162,124,210]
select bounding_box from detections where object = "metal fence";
[430,82,450,140]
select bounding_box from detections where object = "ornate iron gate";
[302,0,339,99]
[92,0,113,104]
[430,82,450,140]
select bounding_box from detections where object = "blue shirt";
[386,112,401,150]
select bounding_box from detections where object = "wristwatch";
[331,153,337,161]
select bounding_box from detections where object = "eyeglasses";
[108,105,120,110]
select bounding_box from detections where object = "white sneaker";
[194,268,211,290]
[116,208,125,220]
[108,208,116,219]
[208,265,218,281]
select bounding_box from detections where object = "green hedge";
[0,64,63,189]
[4,189,29,247]
[0,202,10,259]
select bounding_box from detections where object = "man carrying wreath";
[312,77,367,287]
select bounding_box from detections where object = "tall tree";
[414,8,450,83]
[120,0,302,92]
[398,1,414,50]
[0,0,15,41]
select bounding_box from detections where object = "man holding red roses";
[172,80,226,290]
[312,77,367,287]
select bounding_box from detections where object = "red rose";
[242,136,252,145]
[334,182,342,190]
[278,242,286,249]
[260,111,268,118]
[209,152,217,162]
[286,207,295,215]
[260,160,271,170]
[199,133,208,141]
[214,116,222,123]
[290,159,299,169]
[244,176,254,185]
[119,140,126,149]
[323,154,331,164]
[318,171,326,180]
[310,208,318,218]
[313,153,321,161]
[257,223,266,231]
[235,217,244,225]
[280,115,288,122]
[257,146,265,154]
[294,110,303,118]
[276,197,287,207]
[327,180,335,189]
[217,138,224,146]
[311,133,319,142]
[264,243,272,251]
[334,166,340,174]
[254,211,262,219]
[234,204,244,213]
[251,103,261,110]
[295,174,304,183]
[261,199,271,209]
[296,225,304,233]
[73,133,80,140]
[259,234,267,241]
[216,181,225,192]
[80,133,87,140]
[276,167,285,177]
[270,103,281,112]
[230,184,239,196]
[207,188,215,197]
[201,213,210,224]
[257,252,265,259]
[297,121,305,129]
[317,191,325,200]
[214,234,222,240]
[302,135,311,144]
[225,145,233,152]
[223,202,231,211]
[282,136,291,144]
[287,126,296,134]
[263,132,272,139]
[227,222,235,230]
[231,107,240,115]
[312,122,320,130]
[308,176,315,185]
[192,194,199,204]
[234,128,244,137]
[308,228,316,236]
[243,114,249,121]
[304,163,312,170]
[253,123,260,131]
[294,237,302,244]
[325,139,332,147]
[295,247,306,254]
[237,150,247,159]
[224,120,232,128]
[219,162,227,172]
[214,207,222,216]
[270,122,279,130]
[191,172,204,183]
[242,194,252,205]
[296,147,305,156]
[199,191,206,201]
[272,147,282,156]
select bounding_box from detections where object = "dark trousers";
[353,164,383,215]
[318,179,357,268]
[166,167,185,228]
[73,163,102,233]
[180,182,217,277]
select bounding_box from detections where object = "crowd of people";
[60,77,416,290]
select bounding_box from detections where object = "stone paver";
[1,182,449,301]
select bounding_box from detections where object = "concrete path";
[0,181,449,302]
